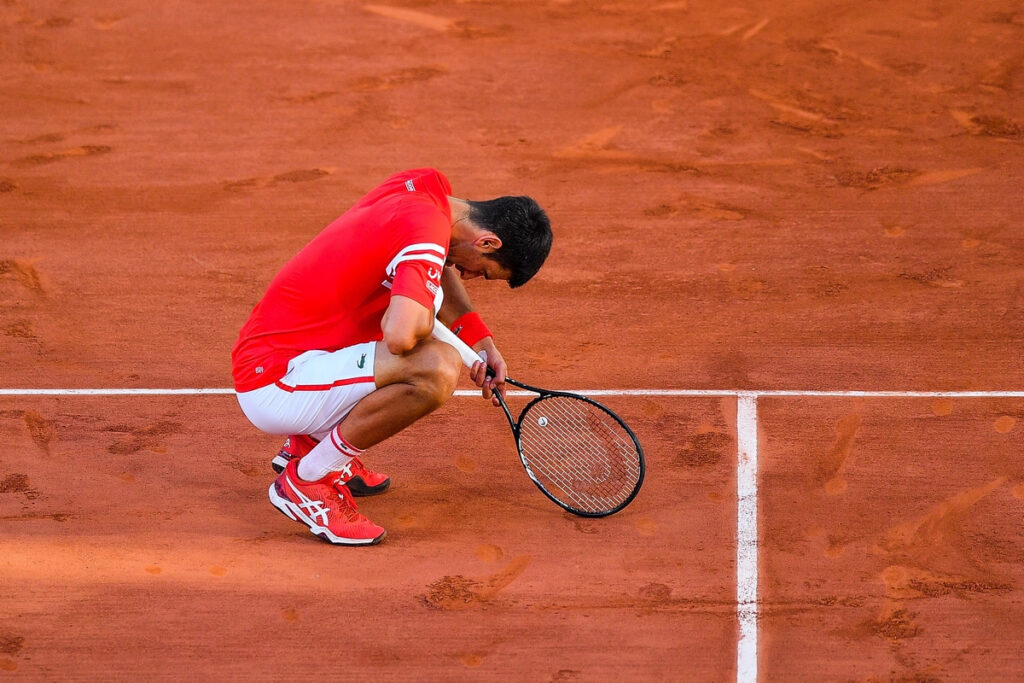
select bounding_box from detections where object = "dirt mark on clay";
[105,420,183,454]
[0,260,46,293]
[23,411,55,454]
[421,555,532,610]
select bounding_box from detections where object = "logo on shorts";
[356,353,366,369]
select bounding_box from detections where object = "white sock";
[296,426,364,482]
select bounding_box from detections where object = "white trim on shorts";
[235,342,378,437]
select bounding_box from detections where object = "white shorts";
[235,342,378,439]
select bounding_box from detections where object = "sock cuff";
[330,427,364,457]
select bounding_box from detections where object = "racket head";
[511,391,645,517]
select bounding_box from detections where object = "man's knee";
[412,340,461,403]
[375,338,463,404]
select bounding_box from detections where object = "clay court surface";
[2,0,1023,680]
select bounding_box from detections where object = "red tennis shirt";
[231,168,452,392]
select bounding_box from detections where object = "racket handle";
[431,318,485,369]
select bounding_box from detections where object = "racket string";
[518,396,642,513]
[533,405,638,481]
[533,415,633,485]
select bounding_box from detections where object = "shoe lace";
[331,477,369,523]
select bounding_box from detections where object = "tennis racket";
[432,321,645,517]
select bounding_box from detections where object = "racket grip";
[432,319,485,369]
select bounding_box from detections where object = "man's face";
[447,244,512,282]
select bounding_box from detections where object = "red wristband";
[450,312,492,347]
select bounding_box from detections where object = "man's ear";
[475,233,502,253]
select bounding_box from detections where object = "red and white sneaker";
[269,459,385,546]
[271,435,317,474]
[335,456,391,496]
[271,435,391,497]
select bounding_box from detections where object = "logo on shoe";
[339,462,354,479]
[286,478,330,526]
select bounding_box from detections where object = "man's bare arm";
[381,295,433,355]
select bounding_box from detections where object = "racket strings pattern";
[517,394,642,515]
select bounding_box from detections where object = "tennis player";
[232,168,552,545]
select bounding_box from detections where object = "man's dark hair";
[467,196,552,288]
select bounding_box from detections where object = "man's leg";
[269,337,462,546]
[296,338,462,481]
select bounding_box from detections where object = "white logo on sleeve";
[385,243,447,278]
[405,180,415,191]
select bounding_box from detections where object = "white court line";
[2,386,1022,683]
[735,393,759,683]
[1,388,1023,397]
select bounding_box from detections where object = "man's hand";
[470,337,506,407]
